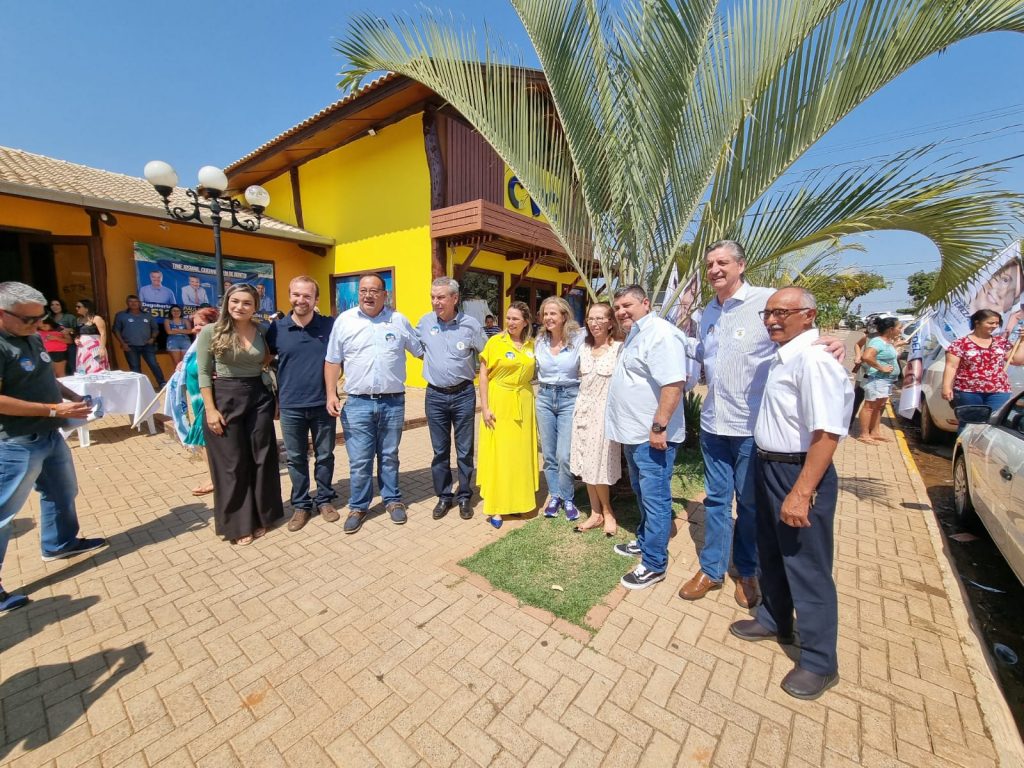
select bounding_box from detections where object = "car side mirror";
[954,404,992,425]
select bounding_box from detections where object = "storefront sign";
[504,167,548,223]
[133,242,277,319]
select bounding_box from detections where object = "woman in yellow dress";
[477,301,538,528]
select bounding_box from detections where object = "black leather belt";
[538,382,579,391]
[756,449,807,465]
[349,392,404,400]
[427,380,473,395]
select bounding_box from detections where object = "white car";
[917,342,1024,443]
[953,392,1024,586]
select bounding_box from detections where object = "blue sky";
[3,2,1022,314]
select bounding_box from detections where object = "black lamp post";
[143,161,270,301]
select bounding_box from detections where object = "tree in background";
[811,271,888,329]
[907,270,939,309]
[337,1,1024,309]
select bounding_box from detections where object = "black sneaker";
[0,589,29,612]
[620,564,666,590]
[41,537,107,562]
[613,540,641,557]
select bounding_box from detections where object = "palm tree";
[336,0,1024,308]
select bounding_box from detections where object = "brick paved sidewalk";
[1,405,1021,767]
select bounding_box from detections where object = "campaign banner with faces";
[133,242,278,320]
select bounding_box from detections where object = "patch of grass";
[460,446,705,631]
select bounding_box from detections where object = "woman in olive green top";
[196,283,283,544]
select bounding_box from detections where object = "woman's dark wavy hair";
[969,308,1002,330]
[875,317,899,335]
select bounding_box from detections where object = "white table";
[59,371,159,447]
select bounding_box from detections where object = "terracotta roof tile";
[0,145,332,246]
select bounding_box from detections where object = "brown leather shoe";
[318,502,340,523]
[734,576,761,608]
[678,570,722,601]
[287,509,311,532]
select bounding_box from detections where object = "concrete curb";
[886,402,1024,765]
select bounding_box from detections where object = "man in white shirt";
[729,287,852,701]
[681,240,845,609]
[324,274,423,534]
[605,285,688,590]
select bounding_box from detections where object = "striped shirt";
[697,282,776,436]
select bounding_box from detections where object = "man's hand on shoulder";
[815,336,846,363]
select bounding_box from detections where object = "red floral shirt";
[948,335,1011,393]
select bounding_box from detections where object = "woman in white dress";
[570,302,622,536]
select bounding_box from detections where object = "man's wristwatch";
[651,422,667,434]
[48,405,58,418]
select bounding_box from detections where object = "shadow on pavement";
[0,642,149,760]
[17,503,213,597]
[0,594,101,654]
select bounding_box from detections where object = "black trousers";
[204,377,284,540]
[754,456,839,676]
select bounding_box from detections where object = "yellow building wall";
[266,114,435,386]
[0,193,317,387]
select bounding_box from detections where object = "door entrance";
[512,278,557,320]
[0,230,94,311]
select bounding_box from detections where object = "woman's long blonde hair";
[537,296,581,344]
[209,283,261,358]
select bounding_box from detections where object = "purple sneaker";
[543,498,562,518]
[563,500,580,522]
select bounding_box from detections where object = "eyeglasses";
[358,288,384,296]
[758,307,812,320]
[1,309,46,324]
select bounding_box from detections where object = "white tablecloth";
[59,371,159,446]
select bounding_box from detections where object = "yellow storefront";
[225,73,585,386]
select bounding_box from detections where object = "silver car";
[953,392,1024,586]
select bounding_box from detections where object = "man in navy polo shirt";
[266,276,338,532]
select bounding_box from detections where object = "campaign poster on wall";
[331,269,395,314]
[133,242,277,320]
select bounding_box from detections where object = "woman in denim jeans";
[534,296,585,520]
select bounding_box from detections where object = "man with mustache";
[729,286,852,700]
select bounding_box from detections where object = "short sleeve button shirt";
[113,310,159,346]
[754,329,854,453]
[416,312,487,387]
[606,314,689,445]
[325,307,423,395]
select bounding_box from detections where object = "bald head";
[763,287,817,345]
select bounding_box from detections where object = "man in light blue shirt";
[138,271,176,305]
[325,274,422,534]
[415,277,487,521]
[606,285,688,590]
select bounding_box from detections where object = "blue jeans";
[125,344,166,388]
[953,390,1011,433]
[699,432,758,581]
[0,431,81,570]
[536,384,579,500]
[425,385,476,502]
[623,441,679,573]
[279,406,337,510]
[341,394,405,511]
